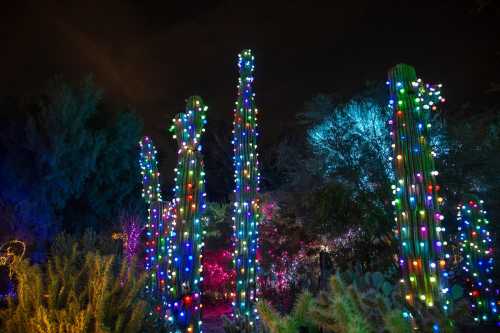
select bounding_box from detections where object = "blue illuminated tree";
[306,96,392,186]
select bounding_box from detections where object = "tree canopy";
[0,77,144,258]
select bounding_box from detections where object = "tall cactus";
[387,64,450,312]
[232,49,261,329]
[167,96,207,333]
[456,196,499,324]
[139,136,162,205]
[138,136,172,317]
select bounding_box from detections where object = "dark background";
[2,0,499,192]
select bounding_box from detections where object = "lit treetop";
[168,96,207,333]
[387,64,450,312]
[232,49,261,328]
[456,196,498,325]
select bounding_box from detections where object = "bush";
[258,273,414,333]
[0,241,149,333]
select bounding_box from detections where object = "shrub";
[0,242,148,333]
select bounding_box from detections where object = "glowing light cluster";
[231,49,261,329]
[456,197,499,325]
[0,240,26,279]
[167,96,208,332]
[387,64,450,311]
[203,249,235,297]
[114,214,143,264]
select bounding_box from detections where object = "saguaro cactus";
[139,136,162,205]
[456,197,498,324]
[387,64,450,312]
[167,96,208,332]
[139,136,171,315]
[232,49,261,329]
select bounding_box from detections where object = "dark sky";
[2,0,499,152]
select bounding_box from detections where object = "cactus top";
[170,96,208,150]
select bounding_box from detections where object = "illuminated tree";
[232,49,261,329]
[456,197,499,325]
[307,97,392,182]
[167,96,208,332]
[387,64,450,313]
[138,136,172,317]
[0,78,143,255]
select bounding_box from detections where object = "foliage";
[305,95,392,186]
[305,181,392,238]
[69,109,144,232]
[258,273,413,333]
[268,91,399,283]
[403,300,459,333]
[257,189,395,313]
[116,214,143,265]
[438,107,500,288]
[222,312,255,333]
[202,249,235,305]
[203,118,234,202]
[0,77,144,257]
[257,268,470,333]
[438,109,500,220]
[50,229,121,258]
[258,194,316,311]
[310,274,412,333]
[439,109,500,193]
[203,202,232,249]
[338,266,399,302]
[0,240,150,333]
[257,292,319,333]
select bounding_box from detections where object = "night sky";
[2,0,499,160]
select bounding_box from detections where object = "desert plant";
[259,272,413,333]
[50,229,121,258]
[310,276,374,333]
[403,298,470,333]
[315,272,463,333]
[223,312,255,333]
[0,242,148,333]
[257,292,319,333]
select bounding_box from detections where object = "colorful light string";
[231,49,261,330]
[456,197,499,325]
[387,64,450,313]
[167,96,208,332]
